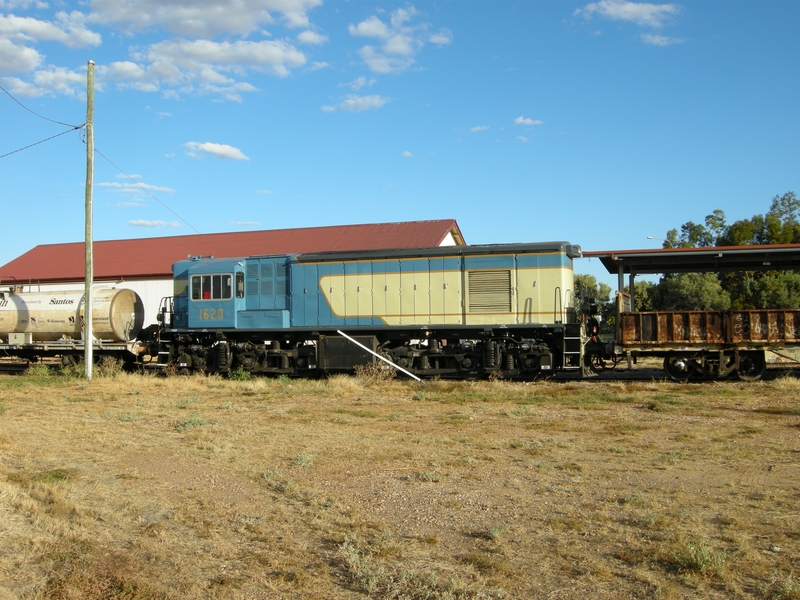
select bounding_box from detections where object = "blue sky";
[1,0,797,286]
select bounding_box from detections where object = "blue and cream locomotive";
[154,242,583,378]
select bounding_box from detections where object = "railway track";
[0,362,33,374]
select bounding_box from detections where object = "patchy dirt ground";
[0,372,799,599]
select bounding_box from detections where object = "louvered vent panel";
[468,270,512,313]
[276,264,287,296]
[246,263,259,295]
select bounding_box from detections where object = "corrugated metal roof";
[0,219,465,283]
[584,244,800,275]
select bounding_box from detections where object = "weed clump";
[670,542,726,576]
[173,412,206,431]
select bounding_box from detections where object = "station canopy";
[584,244,800,277]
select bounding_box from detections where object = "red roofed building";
[0,219,465,325]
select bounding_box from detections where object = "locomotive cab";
[173,258,242,330]
[172,255,292,332]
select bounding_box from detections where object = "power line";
[0,83,81,128]
[94,147,202,234]
[0,126,83,159]
[0,82,201,235]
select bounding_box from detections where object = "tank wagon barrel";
[0,287,146,366]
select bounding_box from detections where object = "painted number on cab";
[199,308,224,320]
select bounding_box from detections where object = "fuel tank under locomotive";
[0,288,145,342]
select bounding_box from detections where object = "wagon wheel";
[737,351,766,382]
[663,354,693,382]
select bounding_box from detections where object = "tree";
[656,273,731,311]
[631,280,658,312]
[717,192,800,246]
[574,274,614,330]
[655,191,798,310]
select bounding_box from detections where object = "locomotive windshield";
[191,274,233,301]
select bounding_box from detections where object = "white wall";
[22,279,173,330]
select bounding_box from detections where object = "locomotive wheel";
[737,351,766,382]
[663,354,693,382]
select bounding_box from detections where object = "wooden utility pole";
[84,60,94,380]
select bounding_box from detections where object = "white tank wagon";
[0,288,145,343]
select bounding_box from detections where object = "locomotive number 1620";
[199,308,223,320]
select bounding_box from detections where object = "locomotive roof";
[0,220,464,283]
[584,244,800,275]
[293,241,581,262]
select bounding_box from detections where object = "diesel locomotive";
[150,241,584,378]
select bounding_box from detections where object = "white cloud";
[3,66,86,97]
[184,141,250,160]
[322,94,390,113]
[341,75,376,90]
[115,201,147,207]
[429,28,453,45]
[0,0,49,8]
[99,181,175,194]
[94,38,305,100]
[357,45,414,74]
[348,15,389,38]
[307,61,329,71]
[515,116,543,126]
[0,12,100,78]
[338,94,390,112]
[89,0,323,38]
[517,136,528,143]
[146,38,306,78]
[470,125,489,132]
[349,6,447,74]
[229,220,260,226]
[0,12,102,49]
[127,220,181,228]
[297,30,327,45]
[641,32,683,45]
[0,39,41,74]
[575,0,680,28]
[255,189,274,194]
[402,150,413,157]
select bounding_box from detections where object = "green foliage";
[228,366,250,381]
[653,191,798,310]
[25,363,52,379]
[718,192,800,246]
[575,273,615,329]
[173,412,206,431]
[656,272,731,310]
[671,543,726,576]
[632,280,658,312]
[575,273,612,305]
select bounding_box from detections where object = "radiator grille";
[468,270,512,313]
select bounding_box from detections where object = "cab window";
[191,274,233,301]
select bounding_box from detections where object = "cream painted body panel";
[319,264,574,326]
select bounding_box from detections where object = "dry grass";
[0,370,799,598]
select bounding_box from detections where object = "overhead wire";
[0,126,83,159]
[94,147,202,234]
[0,82,81,128]
[1,81,202,235]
